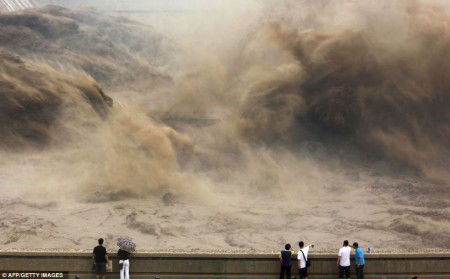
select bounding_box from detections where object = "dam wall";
[0,252,449,279]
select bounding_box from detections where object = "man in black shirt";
[93,238,109,279]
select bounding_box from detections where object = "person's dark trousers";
[339,265,350,278]
[356,264,365,279]
[298,267,308,279]
[280,265,291,279]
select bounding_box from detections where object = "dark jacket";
[117,249,130,260]
[280,250,293,267]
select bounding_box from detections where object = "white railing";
[0,0,34,12]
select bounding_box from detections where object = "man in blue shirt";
[278,243,294,279]
[352,242,365,279]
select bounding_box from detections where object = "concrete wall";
[1,252,449,279]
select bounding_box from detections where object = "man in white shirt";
[297,241,314,279]
[337,240,352,279]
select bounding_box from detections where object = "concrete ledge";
[1,252,449,279]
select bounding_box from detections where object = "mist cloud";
[0,0,449,250]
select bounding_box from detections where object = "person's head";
[285,243,291,250]
[353,242,359,249]
[98,238,104,245]
[299,241,304,248]
[343,240,349,246]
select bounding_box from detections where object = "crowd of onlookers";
[92,238,131,279]
[92,237,363,279]
[279,240,365,279]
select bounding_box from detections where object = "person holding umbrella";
[117,237,136,279]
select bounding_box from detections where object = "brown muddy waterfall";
[0,0,448,251]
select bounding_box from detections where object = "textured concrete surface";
[0,252,449,279]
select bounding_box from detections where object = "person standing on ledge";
[297,241,314,279]
[93,238,109,279]
[278,243,294,279]
[337,240,352,279]
[352,242,365,279]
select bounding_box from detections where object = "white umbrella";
[116,236,136,253]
